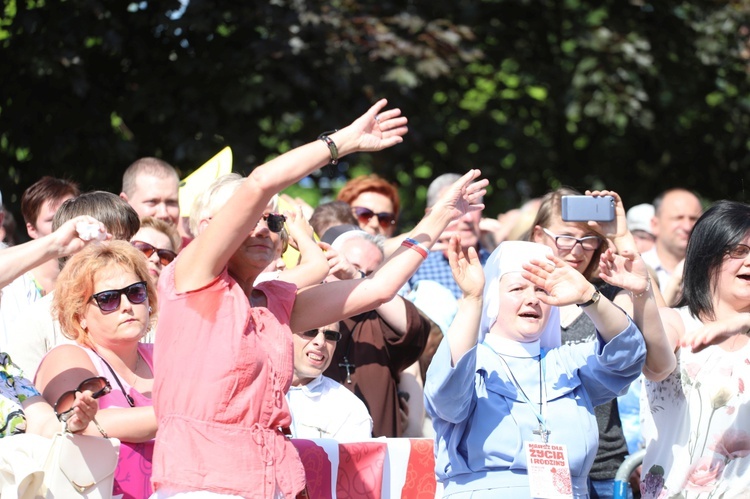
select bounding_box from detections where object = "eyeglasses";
[131,240,177,266]
[55,376,112,422]
[542,228,602,251]
[90,281,148,312]
[257,213,286,233]
[352,206,396,230]
[726,243,750,259]
[302,329,342,342]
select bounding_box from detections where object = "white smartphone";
[561,195,615,222]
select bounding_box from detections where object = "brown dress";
[323,297,431,437]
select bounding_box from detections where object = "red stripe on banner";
[336,442,387,498]
[401,439,437,498]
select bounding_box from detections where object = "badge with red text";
[525,441,573,498]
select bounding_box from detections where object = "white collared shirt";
[286,375,373,442]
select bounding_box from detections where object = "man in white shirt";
[286,322,373,441]
[641,188,702,293]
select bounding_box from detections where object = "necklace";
[93,350,137,407]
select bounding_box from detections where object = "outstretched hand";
[346,99,409,152]
[522,255,594,307]
[447,235,484,299]
[432,169,488,223]
[680,314,750,353]
[598,247,650,296]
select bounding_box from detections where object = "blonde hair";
[53,241,157,347]
[189,173,243,237]
[138,216,181,253]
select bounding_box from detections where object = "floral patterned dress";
[641,307,750,498]
[0,352,40,437]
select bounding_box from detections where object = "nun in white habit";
[424,237,647,498]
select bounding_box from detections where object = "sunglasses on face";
[55,376,112,422]
[726,243,750,259]
[352,206,396,230]
[542,228,602,252]
[302,329,342,342]
[257,213,286,233]
[131,240,177,266]
[90,281,148,312]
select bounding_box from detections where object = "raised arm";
[599,248,677,380]
[445,236,484,365]
[0,215,108,288]
[290,170,488,332]
[276,206,328,288]
[175,99,409,292]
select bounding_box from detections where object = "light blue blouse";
[424,319,646,498]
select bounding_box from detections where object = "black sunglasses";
[90,281,148,312]
[352,206,396,229]
[131,240,177,266]
[55,376,112,422]
[302,329,342,342]
[258,213,286,233]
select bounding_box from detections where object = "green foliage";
[0,0,748,236]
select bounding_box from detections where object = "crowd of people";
[0,98,745,499]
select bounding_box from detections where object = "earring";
[80,320,87,330]
[148,306,153,314]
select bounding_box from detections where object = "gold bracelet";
[92,417,109,438]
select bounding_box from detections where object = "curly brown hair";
[53,240,157,347]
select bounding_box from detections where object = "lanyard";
[486,343,549,442]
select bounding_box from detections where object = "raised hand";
[319,242,359,280]
[52,215,111,256]
[283,205,315,251]
[431,169,488,223]
[522,255,594,307]
[598,247,650,296]
[586,189,637,258]
[448,235,484,299]
[344,98,409,153]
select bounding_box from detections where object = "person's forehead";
[134,227,173,248]
[661,192,701,214]
[134,174,179,196]
[341,238,381,259]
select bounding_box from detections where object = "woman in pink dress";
[150,99,488,498]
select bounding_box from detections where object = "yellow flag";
[179,147,233,216]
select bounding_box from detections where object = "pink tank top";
[80,343,155,499]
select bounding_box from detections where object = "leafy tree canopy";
[1,0,748,237]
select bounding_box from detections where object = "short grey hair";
[426,173,461,208]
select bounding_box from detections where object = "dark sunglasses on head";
[131,240,177,266]
[90,281,148,312]
[258,213,286,233]
[302,329,342,342]
[55,376,112,422]
[352,206,396,230]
